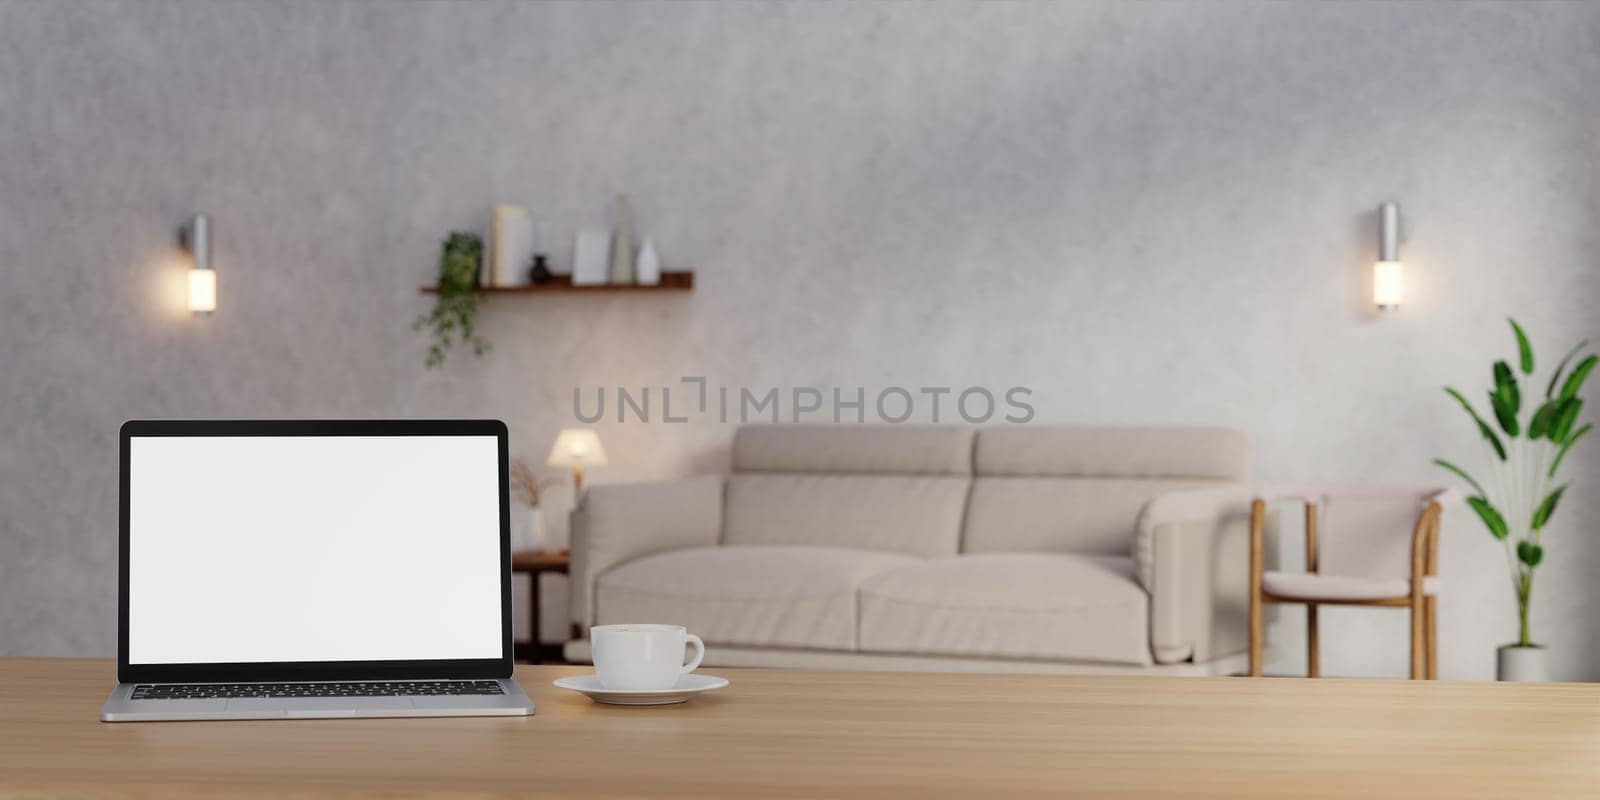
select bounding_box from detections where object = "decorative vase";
[1496,644,1549,682]
[527,505,549,552]
[636,238,661,286]
[491,205,534,287]
[528,253,553,284]
[512,505,549,553]
[609,193,635,284]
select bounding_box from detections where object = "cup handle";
[681,633,705,674]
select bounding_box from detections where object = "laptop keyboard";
[131,680,505,700]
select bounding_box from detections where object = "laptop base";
[100,678,535,722]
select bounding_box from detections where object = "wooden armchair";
[1248,487,1452,679]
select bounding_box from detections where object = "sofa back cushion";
[723,425,973,557]
[963,427,1248,555]
[731,424,973,475]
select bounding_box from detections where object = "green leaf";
[1432,458,1486,497]
[1551,398,1582,442]
[1558,354,1597,401]
[1528,399,1558,439]
[1446,387,1507,460]
[1531,485,1566,531]
[1480,420,1507,459]
[1489,390,1520,437]
[1546,339,1589,399]
[1517,540,1544,568]
[1493,361,1520,414]
[1549,424,1592,478]
[1466,495,1509,540]
[1544,397,1572,441]
[1509,318,1534,375]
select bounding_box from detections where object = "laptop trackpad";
[226,697,414,714]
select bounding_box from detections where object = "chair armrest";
[568,475,724,630]
[1135,487,1276,664]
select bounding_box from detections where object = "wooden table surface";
[2,658,1597,798]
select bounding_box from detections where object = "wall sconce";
[184,213,216,316]
[1373,202,1403,312]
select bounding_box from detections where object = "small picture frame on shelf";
[572,228,611,287]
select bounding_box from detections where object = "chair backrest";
[962,426,1249,556]
[721,425,973,557]
[1308,486,1447,581]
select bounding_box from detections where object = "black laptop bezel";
[118,419,514,684]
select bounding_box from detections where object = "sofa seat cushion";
[1262,571,1439,602]
[858,554,1152,665]
[595,546,918,651]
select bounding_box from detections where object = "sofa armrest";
[1134,487,1277,665]
[569,475,724,630]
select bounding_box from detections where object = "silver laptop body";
[102,420,535,722]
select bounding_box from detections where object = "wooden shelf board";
[421,271,693,294]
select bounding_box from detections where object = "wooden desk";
[3,658,1597,798]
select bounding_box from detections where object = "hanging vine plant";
[415,232,488,368]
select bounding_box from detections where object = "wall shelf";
[420,271,693,294]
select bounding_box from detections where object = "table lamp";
[547,428,607,490]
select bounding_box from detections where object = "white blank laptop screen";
[128,435,503,664]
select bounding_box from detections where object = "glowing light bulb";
[1375,203,1402,312]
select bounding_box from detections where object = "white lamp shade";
[547,428,608,468]
[1374,260,1403,310]
[188,268,217,313]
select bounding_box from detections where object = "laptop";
[101,420,536,721]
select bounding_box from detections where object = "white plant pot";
[1496,644,1549,682]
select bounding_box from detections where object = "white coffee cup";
[590,624,705,691]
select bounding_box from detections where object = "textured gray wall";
[2,0,1597,679]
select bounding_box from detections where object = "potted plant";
[510,458,565,553]
[1434,318,1592,681]
[414,232,489,368]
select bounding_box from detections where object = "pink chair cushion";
[1263,571,1439,602]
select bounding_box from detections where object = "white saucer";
[553,673,729,706]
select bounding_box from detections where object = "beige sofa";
[564,425,1263,675]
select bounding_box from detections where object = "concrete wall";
[3,0,1597,679]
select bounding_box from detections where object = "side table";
[510,549,570,664]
